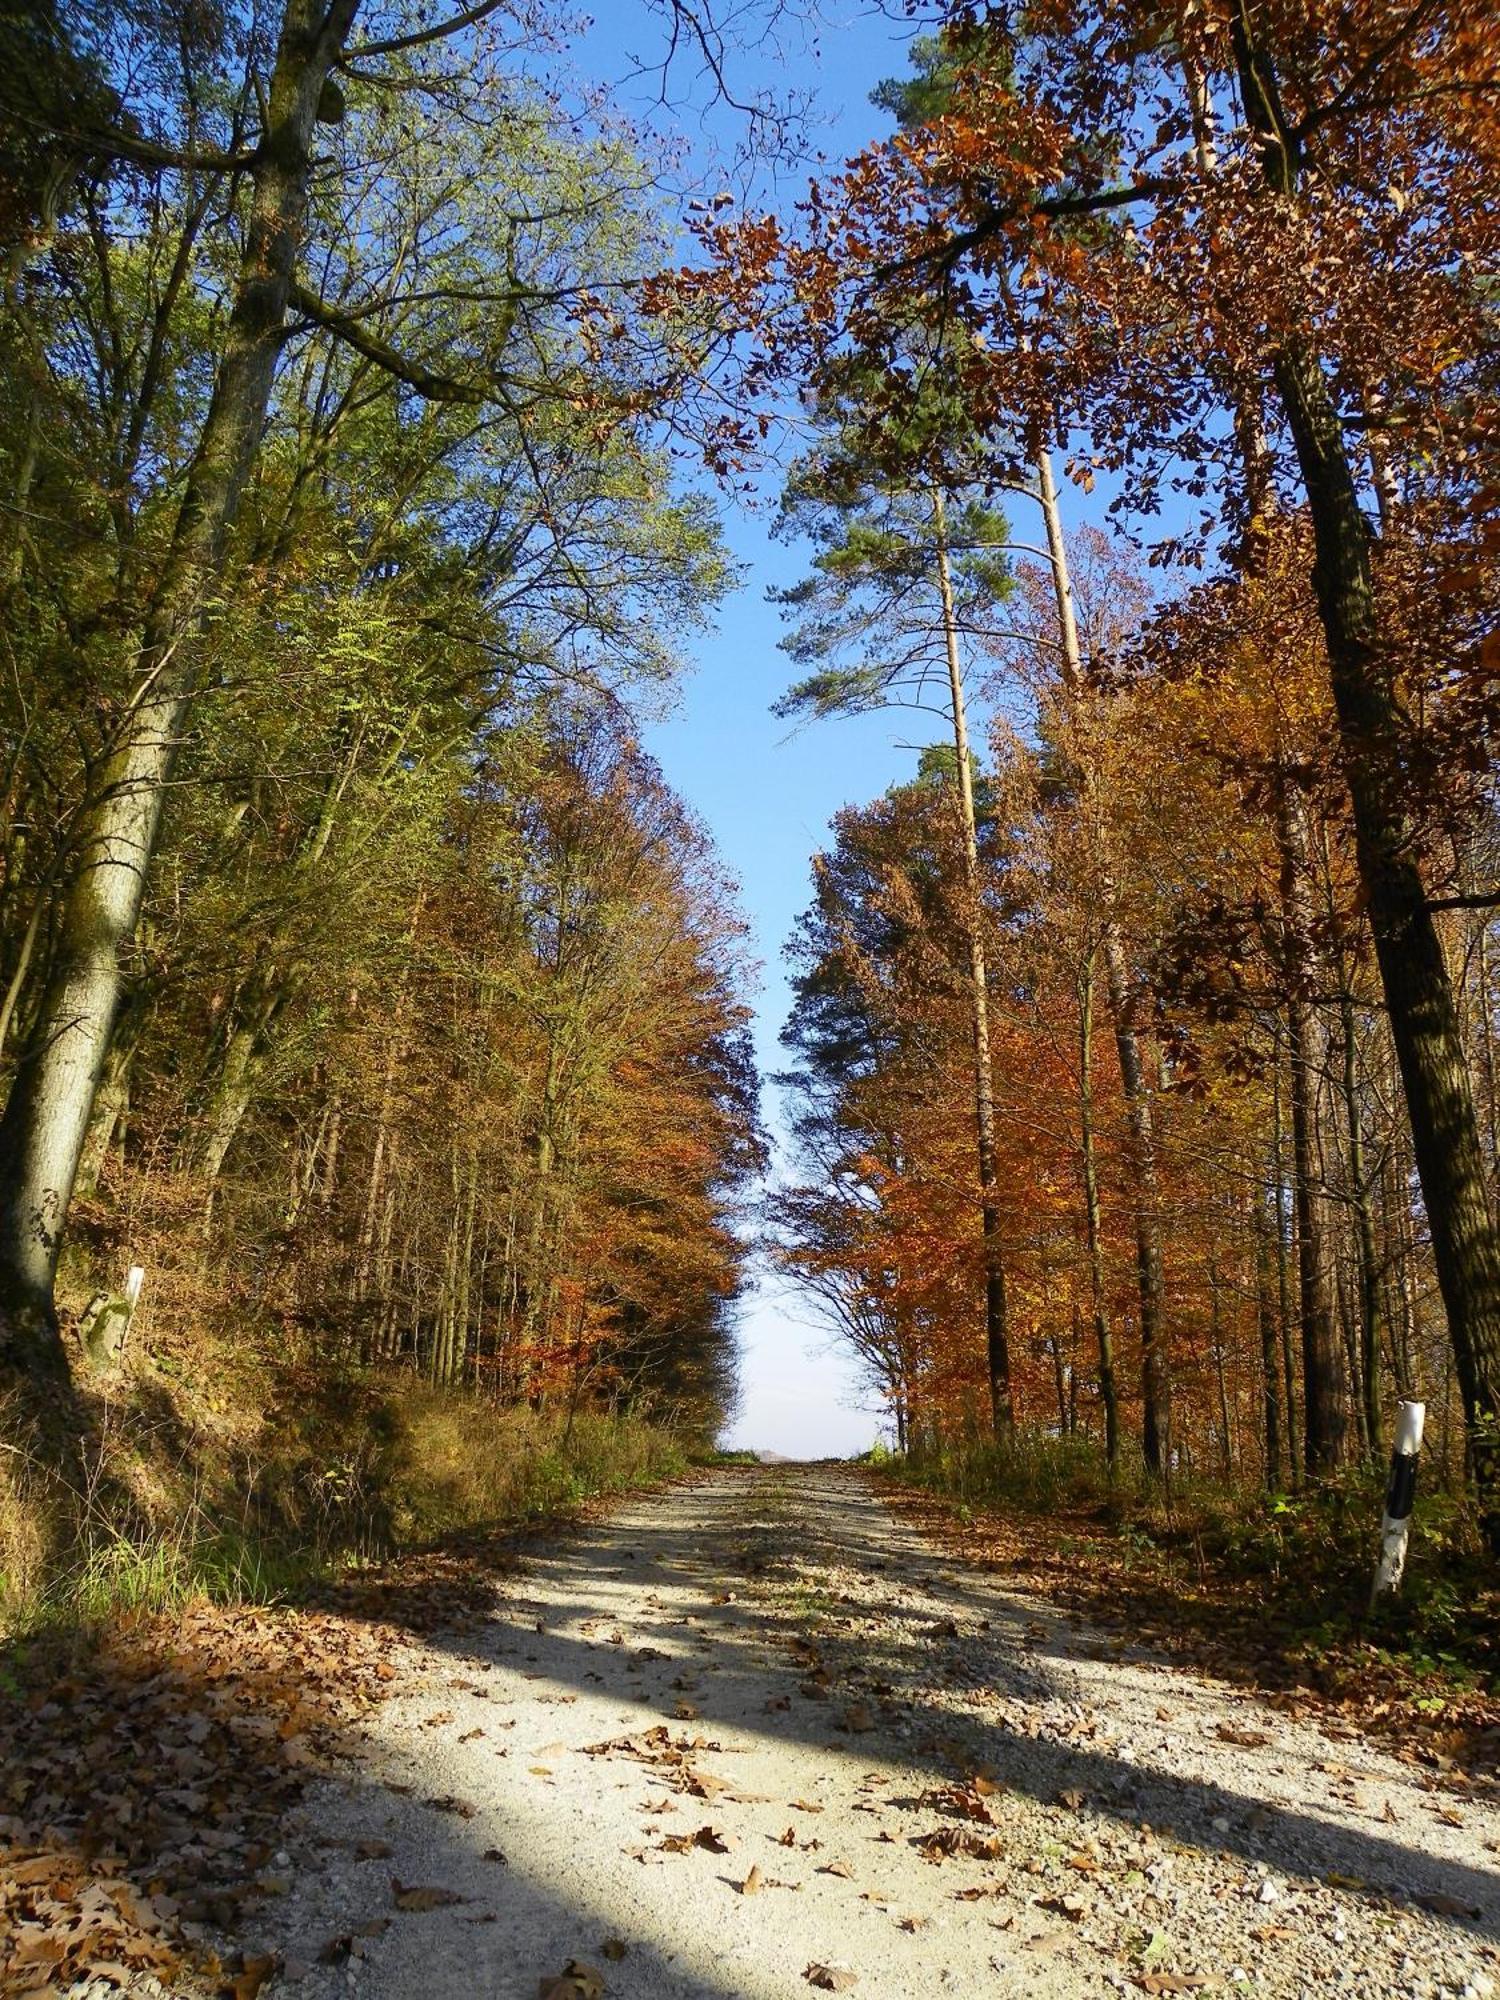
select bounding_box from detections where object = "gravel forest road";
[251,1465,1500,2000]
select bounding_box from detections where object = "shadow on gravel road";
[328,1467,1500,1949]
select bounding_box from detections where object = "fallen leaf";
[742,1865,764,1896]
[230,1956,277,2000]
[425,1793,476,1817]
[391,1879,466,1912]
[916,1826,1004,1862]
[805,1963,858,1991]
[1215,1724,1268,1749]
[1411,1889,1481,1918]
[1037,1893,1087,1922]
[354,1840,394,1861]
[538,1959,605,2000]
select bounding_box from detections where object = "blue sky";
[579,5,976,1457]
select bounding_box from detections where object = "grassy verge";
[1,1373,686,1641]
[869,1434,1500,1756]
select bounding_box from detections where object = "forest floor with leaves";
[4,1464,1500,2000]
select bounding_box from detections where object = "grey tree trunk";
[1078,945,1119,1465]
[1278,783,1349,1471]
[73,998,148,1200]
[0,0,361,1379]
[1253,1184,1283,1486]
[1270,1032,1302,1482]
[1036,445,1170,1475]
[1338,979,1385,1457]
[933,489,1012,1436]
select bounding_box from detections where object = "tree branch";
[875,178,1175,283]
[286,283,489,403]
[7,109,260,177]
[343,0,514,63]
[1426,890,1500,913]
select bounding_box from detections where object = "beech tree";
[694,0,1500,1538]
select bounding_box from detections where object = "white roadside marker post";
[1369,1399,1425,1614]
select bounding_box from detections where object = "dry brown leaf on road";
[229,1952,278,1998]
[916,1826,1004,1862]
[1411,1889,1482,1918]
[1215,1724,1269,1749]
[661,1824,733,1854]
[538,1958,606,2000]
[805,1962,859,1990]
[390,1879,466,1911]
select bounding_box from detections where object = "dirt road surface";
[246,1466,1500,2000]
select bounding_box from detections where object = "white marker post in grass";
[1369,1400,1426,1614]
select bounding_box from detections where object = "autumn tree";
[702,0,1500,1536]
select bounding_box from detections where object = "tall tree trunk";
[1234,19,1500,1547]
[1037,445,1170,1474]
[1210,1253,1234,1483]
[73,996,148,1200]
[1253,1183,1283,1486]
[1078,944,1120,1465]
[1278,783,1349,1471]
[933,488,1012,1435]
[1271,1025,1302,1482]
[0,0,361,1381]
[195,992,285,1187]
[1338,979,1385,1456]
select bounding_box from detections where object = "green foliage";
[1,1378,686,1638]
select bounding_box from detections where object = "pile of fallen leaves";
[1,1543,509,1997]
[879,1480,1500,1777]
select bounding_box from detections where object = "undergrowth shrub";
[0,1346,687,1639]
[876,1431,1498,1690]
